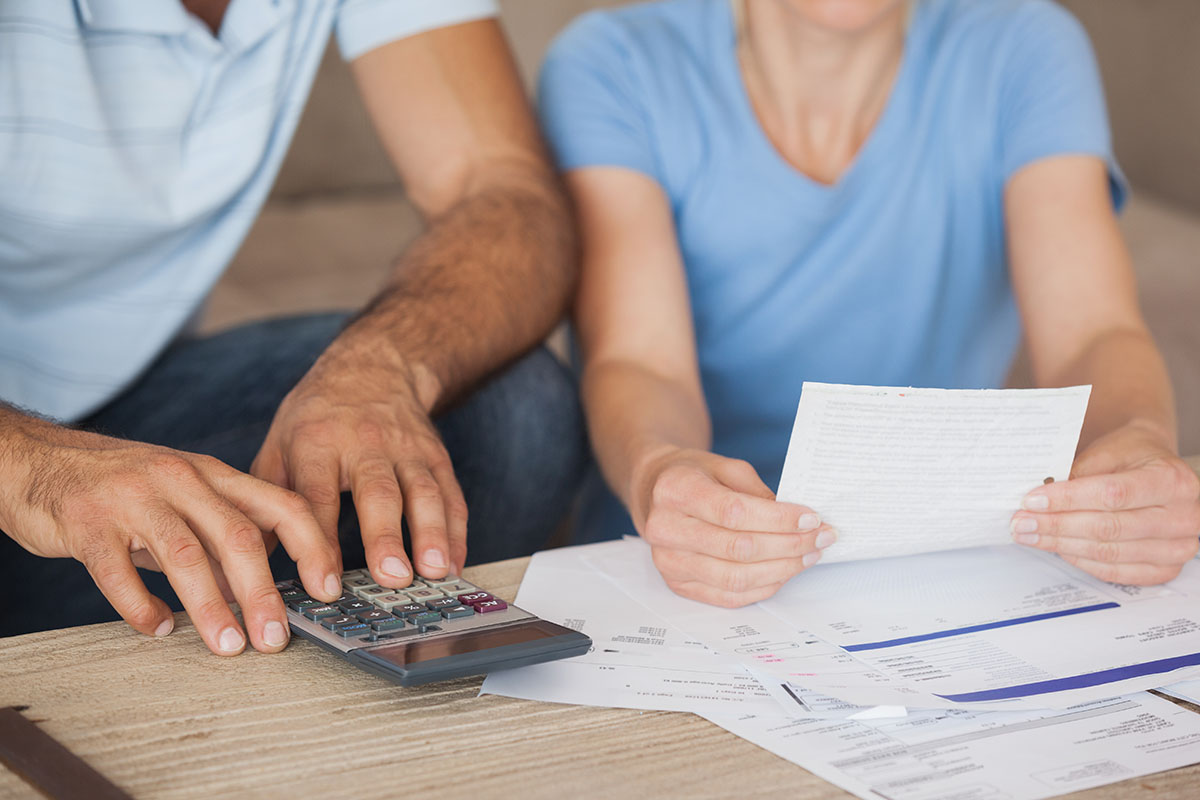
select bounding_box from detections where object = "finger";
[668,579,786,608]
[397,460,451,579]
[348,454,412,588]
[1059,554,1186,586]
[662,470,819,533]
[250,436,289,489]
[210,463,343,602]
[1012,504,1200,546]
[1018,526,1199,567]
[713,458,777,500]
[1022,462,1185,514]
[647,511,835,563]
[287,443,343,546]
[174,488,293,653]
[141,508,247,656]
[431,461,469,575]
[652,546,814,595]
[81,536,175,638]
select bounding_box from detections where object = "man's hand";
[0,417,342,656]
[1011,422,1200,584]
[635,447,836,607]
[252,332,468,586]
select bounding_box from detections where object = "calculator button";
[440,606,474,620]
[404,588,442,601]
[393,603,427,618]
[302,605,342,620]
[356,609,394,624]
[320,615,359,630]
[281,589,309,602]
[341,569,369,581]
[457,592,493,606]
[275,580,298,591]
[357,586,392,601]
[288,598,321,612]
[425,597,461,611]
[436,581,477,595]
[473,599,508,613]
[344,577,376,591]
[374,594,411,611]
[422,575,462,588]
[409,611,441,626]
[337,623,371,638]
[369,617,405,632]
[339,600,374,615]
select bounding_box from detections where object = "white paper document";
[777,383,1091,562]
[479,543,804,717]
[705,692,1200,800]
[589,537,1200,710]
[1162,679,1200,706]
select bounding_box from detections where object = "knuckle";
[222,522,266,558]
[725,532,755,563]
[244,584,284,611]
[193,595,232,624]
[444,496,469,523]
[717,564,749,594]
[163,533,208,570]
[1100,479,1127,511]
[1097,512,1123,543]
[150,453,201,485]
[1169,460,1200,501]
[279,491,314,518]
[651,470,682,506]
[122,602,161,630]
[717,495,745,530]
[358,476,401,501]
[402,475,442,503]
[1092,540,1122,565]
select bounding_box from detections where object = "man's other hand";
[0,421,342,655]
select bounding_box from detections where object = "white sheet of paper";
[777,383,1091,563]
[588,537,1200,710]
[479,543,808,717]
[704,692,1200,800]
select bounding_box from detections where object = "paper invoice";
[777,383,1091,562]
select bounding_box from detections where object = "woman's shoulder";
[545,0,722,74]
[923,0,1089,54]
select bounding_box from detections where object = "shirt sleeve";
[997,1,1127,208]
[537,12,660,181]
[335,0,499,62]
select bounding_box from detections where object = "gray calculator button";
[356,609,393,624]
[374,594,411,610]
[302,605,341,620]
[341,569,369,581]
[425,597,460,611]
[394,603,426,618]
[435,581,477,595]
[370,617,405,632]
[287,597,317,611]
[339,599,373,615]
[344,577,376,592]
[337,623,371,638]
[440,606,474,620]
[357,586,391,600]
[409,610,441,626]
[321,615,359,630]
[423,576,463,588]
[404,587,442,601]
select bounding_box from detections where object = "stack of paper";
[481,385,1200,798]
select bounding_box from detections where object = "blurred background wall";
[208,0,1200,454]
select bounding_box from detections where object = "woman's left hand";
[1010,422,1200,584]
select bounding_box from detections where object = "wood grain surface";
[3,457,1200,799]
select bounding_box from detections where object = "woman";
[540,0,1200,606]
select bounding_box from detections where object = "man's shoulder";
[548,0,722,73]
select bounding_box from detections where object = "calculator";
[277,569,591,686]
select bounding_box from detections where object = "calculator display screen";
[366,621,560,665]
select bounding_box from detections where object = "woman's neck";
[737,0,909,184]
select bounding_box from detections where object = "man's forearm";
[337,168,576,413]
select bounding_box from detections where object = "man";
[0,0,584,657]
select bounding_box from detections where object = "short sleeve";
[335,0,498,62]
[998,2,1127,208]
[537,13,660,181]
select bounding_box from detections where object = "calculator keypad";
[279,572,520,648]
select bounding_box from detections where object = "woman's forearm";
[582,359,712,525]
[1042,326,1177,451]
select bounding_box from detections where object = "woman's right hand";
[634,447,836,607]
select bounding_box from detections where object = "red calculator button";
[457,592,493,606]
[474,599,508,613]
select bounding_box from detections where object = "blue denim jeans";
[0,312,586,636]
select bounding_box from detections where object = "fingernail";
[154,618,174,637]
[815,529,837,549]
[382,556,410,579]
[218,627,245,654]
[1014,532,1039,546]
[1011,517,1038,535]
[263,620,288,648]
[1023,493,1049,511]
[422,549,447,569]
[324,574,342,598]
[798,513,821,531]
[803,551,822,568]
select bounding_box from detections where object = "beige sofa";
[208,0,1200,455]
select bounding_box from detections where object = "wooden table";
[4,459,1200,799]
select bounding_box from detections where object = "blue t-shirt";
[538,0,1126,541]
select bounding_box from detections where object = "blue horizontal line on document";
[843,602,1120,652]
[936,652,1200,703]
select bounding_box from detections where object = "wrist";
[628,442,686,525]
[319,323,444,415]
